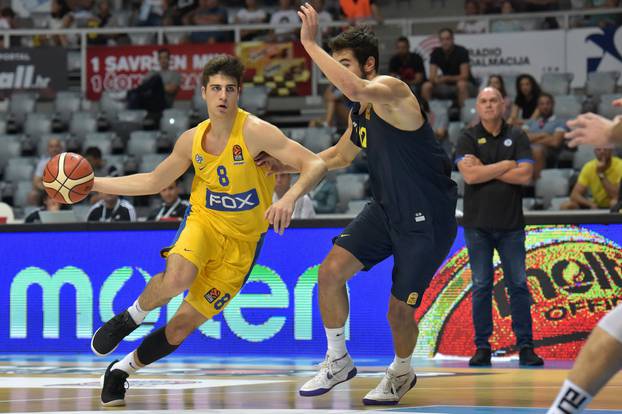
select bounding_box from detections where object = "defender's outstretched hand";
[565,112,618,148]
[298,2,319,46]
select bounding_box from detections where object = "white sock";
[389,355,412,375]
[112,351,140,376]
[547,379,593,414]
[325,326,347,359]
[127,298,148,325]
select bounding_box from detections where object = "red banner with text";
[86,42,311,101]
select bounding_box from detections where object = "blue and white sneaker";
[362,367,417,405]
[299,353,357,396]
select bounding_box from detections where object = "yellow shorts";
[162,210,264,319]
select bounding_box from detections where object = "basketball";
[42,152,95,204]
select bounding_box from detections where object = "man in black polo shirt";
[421,28,477,108]
[455,87,544,367]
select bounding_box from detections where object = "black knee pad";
[136,326,179,366]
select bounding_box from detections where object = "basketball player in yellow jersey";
[88,54,327,407]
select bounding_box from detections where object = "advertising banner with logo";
[0,47,67,99]
[566,26,622,88]
[1,224,621,359]
[410,25,622,89]
[86,42,311,101]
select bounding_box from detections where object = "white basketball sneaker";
[299,353,357,396]
[362,367,417,405]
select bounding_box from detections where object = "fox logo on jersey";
[206,188,259,211]
[232,145,244,162]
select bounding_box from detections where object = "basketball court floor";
[0,355,620,413]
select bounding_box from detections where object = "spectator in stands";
[492,1,531,32]
[421,28,478,108]
[235,0,268,41]
[339,0,382,23]
[0,7,19,47]
[561,146,622,209]
[523,93,567,179]
[147,181,189,221]
[523,0,560,29]
[47,0,74,46]
[87,193,137,222]
[479,0,504,13]
[32,138,63,192]
[135,0,165,26]
[273,173,315,218]
[24,191,72,224]
[269,0,300,42]
[164,0,198,26]
[312,0,335,37]
[310,86,351,134]
[311,175,339,214]
[84,146,118,177]
[584,0,620,29]
[388,37,426,94]
[185,0,229,43]
[455,87,543,368]
[127,48,180,116]
[468,74,512,126]
[456,0,488,34]
[509,74,541,126]
[87,0,116,45]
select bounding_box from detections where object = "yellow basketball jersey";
[189,109,275,242]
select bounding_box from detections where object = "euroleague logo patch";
[195,154,204,164]
[232,144,244,163]
[204,287,221,303]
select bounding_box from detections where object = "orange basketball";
[42,152,94,204]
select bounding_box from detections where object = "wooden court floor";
[0,357,620,413]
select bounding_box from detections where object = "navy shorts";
[334,201,457,307]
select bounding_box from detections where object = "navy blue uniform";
[334,101,457,307]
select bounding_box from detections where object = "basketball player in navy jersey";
[258,3,457,405]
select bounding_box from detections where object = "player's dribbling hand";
[265,197,294,235]
[298,2,319,46]
[565,112,616,148]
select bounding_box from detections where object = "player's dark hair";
[202,54,244,87]
[157,48,170,56]
[329,26,379,72]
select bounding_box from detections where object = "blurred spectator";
[561,146,622,209]
[312,0,335,37]
[87,0,116,45]
[339,0,382,23]
[185,0,229,43]
[583,0,620,29]
[421,28,477,108]
[0,7,16,29]
[509,74,541,126]
[311,175,339,214]
[479,0,504,13]
[273,173,315,218]
[46,0,74,46]
[456,1,488,34]
[235,0,268,41]
[270,0,300,42]
[33,138,64,192]
[24,192,72,224]
[127,48,180,114]
[492,1,532,32]
[136,0,165,26]
[147,181,189,221]
[524,0,559,11]
[84,146,118,177]
[309,86,351,134]
[469,74,512,126]
[164,0,198,26]
[523,93,567,179]
[87,193,137,221]
[388,37,426,94]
